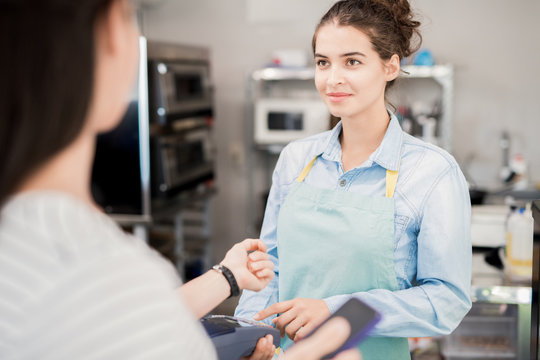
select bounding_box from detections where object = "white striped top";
[0,191,216,360]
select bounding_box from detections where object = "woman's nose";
[327,66,344,86]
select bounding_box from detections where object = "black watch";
[212,264,240,298]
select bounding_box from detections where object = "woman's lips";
[327,92,351,102]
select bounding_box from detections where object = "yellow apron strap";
[297,156,399,196]
[296,156,318,183]
[385,169,399,198]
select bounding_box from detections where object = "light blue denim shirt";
[235,114,472,338]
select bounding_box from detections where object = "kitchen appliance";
[147,41,213,124]
[146,41,216,199]
[150,127,215,197]
[441,302,520,359]
[92,37,216,220]
[254,98,330,144]
[471,205,509,248]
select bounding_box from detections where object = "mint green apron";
[277,156,410,360]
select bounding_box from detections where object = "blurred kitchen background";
[91,0,540,358]
[139,0,540,254]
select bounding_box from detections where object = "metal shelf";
[393,64,454,152]
[471,285,532,305]
[251,67,315,81]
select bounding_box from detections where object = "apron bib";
[277,156,410,360]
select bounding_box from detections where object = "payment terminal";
[201,315,280,360]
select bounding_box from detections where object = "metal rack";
[245,67,322,235]
[440,285,531,359]
[390,64,454,152]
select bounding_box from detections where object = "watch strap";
[212,264,240,298]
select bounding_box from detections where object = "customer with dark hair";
[0,0,361,359]
[0,0,271,358]
[236,1,472,359]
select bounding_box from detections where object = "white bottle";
[505,203,534,282]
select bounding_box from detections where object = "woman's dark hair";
[0,0,115,206]
[312,0,422,85]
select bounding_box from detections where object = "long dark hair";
[313,0,422,89]
[0,0,115,207]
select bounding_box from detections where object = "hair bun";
[375,0,421,58]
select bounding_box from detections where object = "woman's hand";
[281,317,362,360]
[220,238,274,291]
[254,298,330,341]
[240,334,275,360]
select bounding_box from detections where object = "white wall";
[143,0,540,262]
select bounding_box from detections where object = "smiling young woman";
[235,1,472,359]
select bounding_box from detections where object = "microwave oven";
[146,40,216,199]
[147,41,213,124]
[150,127,215,198]
[254,98,330,144]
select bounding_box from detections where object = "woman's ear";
[89,0,139,134]
[96,0,132,57]
[385,54,400,82]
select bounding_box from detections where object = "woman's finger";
[285,317,351,359]
[244,335,274,360]
[273,308,298,338]
[255,268,274,280]
[241,238,267,253]
[293,317,322,342]
[254,300,293,320]
[249,260,274,272]
[286,315,307,340]
[248,251,270,262]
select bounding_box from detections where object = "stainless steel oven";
[151,127,215,198]
[147,41,213,124]
[146,41,216,199]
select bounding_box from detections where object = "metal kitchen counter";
[468,280,531,359]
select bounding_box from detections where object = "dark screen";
[175,141,204,171]
[174,73,203,101]
[91,101,143,215]
[267,111,303,130]
[201,317,238,337]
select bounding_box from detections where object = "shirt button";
[339,179,347,187]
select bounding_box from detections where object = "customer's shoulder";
[0,191,150,262]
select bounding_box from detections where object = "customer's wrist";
[212,264,240,298]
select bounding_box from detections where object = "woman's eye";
[347,59,361,66]
[316,60,328,67]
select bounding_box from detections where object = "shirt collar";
[318,112,403,171]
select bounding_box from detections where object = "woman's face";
[314,23,397,121]
[91,0,140,133]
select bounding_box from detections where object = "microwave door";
[268,111,303,131]
[161,63,212,115]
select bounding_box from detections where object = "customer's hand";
[254,298,330,341]
[220,238,274,292]
[241,334,275,360]
[282,317,362,360]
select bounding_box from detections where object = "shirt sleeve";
[18,250,217,360]
[234,149,293,325]
[325,164,472,337]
